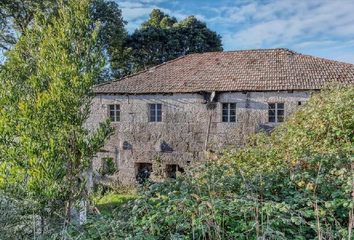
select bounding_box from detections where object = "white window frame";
[222,103,236,123]
[109,104,120,122]
[268,102,284,123]
[149,103,162,122]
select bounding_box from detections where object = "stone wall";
[86,91,313,185]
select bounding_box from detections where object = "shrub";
[112,86,353,239]
[67,86,353,239]
[99,157,117,176]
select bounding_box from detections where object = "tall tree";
[0,0,112,236]
[90,0,128,80]
[123,9,223,75]
[0,0,127,80]
[141,9,177,29]
[175,16,224,54]
[0,0,58,50]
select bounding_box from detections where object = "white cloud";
[221,0,354,50]
[117,0,354,63]
[139,0,170,3]
[118,1,163,31]
[118,0,207,32]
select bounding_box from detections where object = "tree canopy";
[0,0,127,80]
[118,9,223,77]
[90,0,128,81]
[0,4,223,80]
[0,0,59,50]
[0,0,112,236]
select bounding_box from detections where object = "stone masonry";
[87,48,354,185]
[86,91,312,185]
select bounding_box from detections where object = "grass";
[95,191,136,216]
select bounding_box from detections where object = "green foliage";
[74,86,353,239]
[124,9,223,75]
[90,0,129,81]
[0,0,127,81]
[0,0,112,236]
[0,192,41,239]
[99,157,117,176]
[94,192,136,216]
[1,4,223,81]
[141,9,177,29]
[0,0,58,50]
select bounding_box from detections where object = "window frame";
[109,104,120,122]
[268,102,284,123]
[149,103,162,122]
[222,102,237,123]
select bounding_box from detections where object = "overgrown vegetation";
[70,86,353,239]
[0,2,222,79]
[0,0,352,239]
[0,0,112,237]
[94,192,136,216]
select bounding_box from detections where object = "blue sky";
[117,0,354,64]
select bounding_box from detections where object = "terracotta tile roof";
[93,48,354,94]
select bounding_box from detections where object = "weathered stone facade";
[87,49,354,185]
[86,90,312,185]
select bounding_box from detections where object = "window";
[149,104,162,122]
[222,103,236,122]
[136,163,152,184]
[109,104,120,122]
[268,103,284,123]
[165,164,184,179]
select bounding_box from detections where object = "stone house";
[86,48,354,185]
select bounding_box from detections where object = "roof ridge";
[187,48,297,55]
[191,48,354,65]
[93,48,354,94]
[295,51,354,66]
[94,49,301,88]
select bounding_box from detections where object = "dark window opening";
[136,163,152,184]
[222,103,236,122]
[149,104,162,122]
[165,164,185,179]
[122,141,132,150]
[298,101,302,106]
[109,104,120,122]
[160,141,173,152]
[268,103,284,123]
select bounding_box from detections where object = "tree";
[0,0,112,236]
[175,16,224,54]
[0,0,127,80]
[90,0,128,80]
[141,9,177,29]
[0,0,58,50]
[124,9,223,75]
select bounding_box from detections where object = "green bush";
[70,86,353,239]
[99,157,117,176]
[110,86,353,239]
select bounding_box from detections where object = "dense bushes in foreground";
[71,86,353,239]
